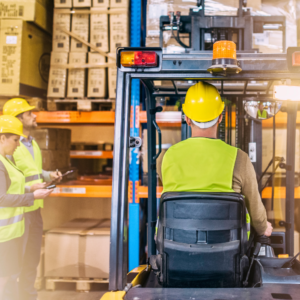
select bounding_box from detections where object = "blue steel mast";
[129,0,141,270]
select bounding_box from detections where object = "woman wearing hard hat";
[0,115,53,298]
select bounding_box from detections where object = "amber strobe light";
[292,51,300,66]
[207,40,241,74]
[121,51,158,67]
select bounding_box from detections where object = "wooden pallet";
[45,277,109,292]
[47,99,115,112]
[34,277,44,291]
[0,98,47,111]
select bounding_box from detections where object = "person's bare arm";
[232,150,268,236]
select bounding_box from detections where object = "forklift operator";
[158,82,273,237]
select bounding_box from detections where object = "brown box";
[56,150,70,168]
[87,52,106,98]
[0,19,52,98]
[108,53,117,99]
[41,150,55,170]
[73,0,91,7]
[47,52,69,98]
[52,9,71,52]
[92,0,109,8]
[67,52,86,98]
[56,128,72,150]
[0,0,53,33]
[32,129,57,150]
[109,9,129,52]
[70,9,89,52]
[110,0,129,8]
[90,8,109,53]
[44,218,110,278]
[54,0,72,8]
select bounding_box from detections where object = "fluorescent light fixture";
[273,85,300,101]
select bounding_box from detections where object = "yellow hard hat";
[182,82,224,123]
[0,115,27,138]
[3,98,35,117]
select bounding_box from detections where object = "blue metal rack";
[129,0,142,271]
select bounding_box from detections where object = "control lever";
[243,241,261,287]
[282,252,300,268]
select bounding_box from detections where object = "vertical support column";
[129,0,141,271]
[286,101,298,256]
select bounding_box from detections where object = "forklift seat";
[152,192,249,288]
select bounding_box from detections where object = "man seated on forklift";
[257,102,268,119]
[158,82,273,238]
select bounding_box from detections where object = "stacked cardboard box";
[31,128,71,170]
[145,0,261,52]
[45,218,110,278]
[48,0,129,100]
[0,0,53,98]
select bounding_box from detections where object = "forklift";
[102,1,300,299]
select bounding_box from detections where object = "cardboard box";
[48,52,68,98]
[92,0,109,8]
[56,128,72,150]
[87,52,106,98]
[41,149,70,169]
[110,0,128,8]
[45,218,110,278]
[52,9,71,52]
[70,9,89,52]
[108,53,117,99]
[90,8,109,52]
[73,0,91,7]
[109,9,129,52]
[54,0,72,8]
[67,52,86,98]
[0,20,52,98]
[32,128,57,150]
[0,0,53,33]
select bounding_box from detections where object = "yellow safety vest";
[0,154,25,243]
[257,110,267,119]
[161,137,251,239]
[13,140,43,212]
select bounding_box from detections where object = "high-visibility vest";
[161,137,251,239]
[0,154,25,243]
[257,109,267,119]
[13,140,43,212]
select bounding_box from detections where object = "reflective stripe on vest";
[0,214,23,227]
[161,138,251,239]
[25,173,43,183]
[0,155,25,243]
[13,140,43,212]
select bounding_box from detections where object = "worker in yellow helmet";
[3,98,62,300]
[158,82,273,239]
[0,115,53,299]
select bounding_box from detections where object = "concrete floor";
[38,283,108,300]
[38,291,107,300]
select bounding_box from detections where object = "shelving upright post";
[129,0,142,270]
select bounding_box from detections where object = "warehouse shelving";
[35,111,115,124]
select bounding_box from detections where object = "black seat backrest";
[156,192,248,288]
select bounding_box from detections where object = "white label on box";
[148,4,167,20]
[6,36,17,44]
[61,187,86,194]
[53,187,61,193]
[147,30,160,36]
[254,32,269,46]
[70,151,103,156]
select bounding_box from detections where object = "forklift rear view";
[100,44,300,299]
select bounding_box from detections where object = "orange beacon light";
[207,40,242,74]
